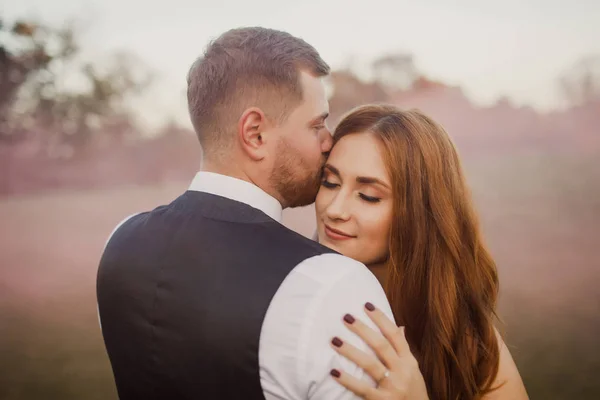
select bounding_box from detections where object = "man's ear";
[238,107,271,161]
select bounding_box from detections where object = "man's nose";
[320,129,333,153]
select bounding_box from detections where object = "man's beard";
[269,140,325,208]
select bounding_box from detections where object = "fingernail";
[343,314,355,324]
[330,369,341,378]
[331,337,343,347]
[365,302,375,311]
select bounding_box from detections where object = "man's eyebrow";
[309,112,329,125]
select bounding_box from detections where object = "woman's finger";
[330,336,388,383]
[364,302,411,357]
[342,313,400,369]
[330,367,383,400]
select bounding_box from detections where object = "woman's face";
[315,133,394,266]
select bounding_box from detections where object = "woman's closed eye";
[359,193,381,203]
[321,180,339,189]
[321,180,381,202]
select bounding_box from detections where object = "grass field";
[1,152,599,399]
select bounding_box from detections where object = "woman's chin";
[317,237,357,261]
[317,236,343,253]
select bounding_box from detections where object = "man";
[97,27,396,399]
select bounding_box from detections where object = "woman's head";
[315,130,393,266]
[316,104,500,400]
[316,104,469,268]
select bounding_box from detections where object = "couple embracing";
[96,27,528,400]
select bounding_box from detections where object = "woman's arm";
[483,330,529,400]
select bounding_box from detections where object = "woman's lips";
[324,224,355,241]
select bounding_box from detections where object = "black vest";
[97,191,335,400]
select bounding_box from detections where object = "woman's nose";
[325,193,350,221]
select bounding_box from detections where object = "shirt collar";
[188,171,283,222]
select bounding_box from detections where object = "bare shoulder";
[484,328,529,400]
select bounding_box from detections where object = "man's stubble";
[269,138,325,209]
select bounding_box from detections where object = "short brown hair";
[187,27,330,152]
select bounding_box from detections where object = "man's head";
[187,27,333,208]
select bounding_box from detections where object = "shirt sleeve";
[258,253,396,400]
[302,255,395,399]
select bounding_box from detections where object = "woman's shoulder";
[484,328,529,399]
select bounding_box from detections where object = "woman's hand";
[329,302,429,400]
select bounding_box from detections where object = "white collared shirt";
[101,171,395,400]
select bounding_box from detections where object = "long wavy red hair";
[333,104,501,400]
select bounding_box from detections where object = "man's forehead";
[300,71,326,95]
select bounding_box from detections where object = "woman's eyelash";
[359,193,381,203]
[321,181,380,202]
[321,180,338,188]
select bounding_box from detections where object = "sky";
[3,0,600,128]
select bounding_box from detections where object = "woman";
[314,105,528,399]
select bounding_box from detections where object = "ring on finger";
[377,369,390,385]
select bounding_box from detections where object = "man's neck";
[200,159,286,208]
[200,158,248,181]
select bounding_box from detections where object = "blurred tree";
[372,53,418,91]
[0,19,76,139]
[327,69,388,125]
[0,16,153,156]
[328,52,435,125]
[559,55,600,108]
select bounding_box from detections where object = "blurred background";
[1,0,599,399]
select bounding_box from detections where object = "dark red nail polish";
[331,337,343,347]
[343,314,355,324]
[330,369,341,378]
[365,302,375,311]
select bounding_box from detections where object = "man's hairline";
[193,66,329,146]
[255,67,330,127]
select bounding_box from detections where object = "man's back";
[98,172,396,400]
[97,190,336,399]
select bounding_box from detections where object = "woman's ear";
[238,107,269,161]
